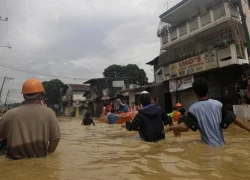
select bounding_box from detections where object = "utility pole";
[0,76,14,104]
[164,2,169,10]
[4,90,10,106]
[4,90,15,110]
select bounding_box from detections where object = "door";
[165,93,172,113]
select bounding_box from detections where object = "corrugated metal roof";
[146,56,158,65]
[159,0,190,18]
[68,84,90,91]
[83,77,126,84]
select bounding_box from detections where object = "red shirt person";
[104,102,112,115]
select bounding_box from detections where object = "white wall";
[218,44,248,68]
[242,0,250,40]
[233,105,250,118]
[73,91,87,101]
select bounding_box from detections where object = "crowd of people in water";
[81,76,250,146]
[1,76,250,160]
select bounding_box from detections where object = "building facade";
[83,78,129,117]
[60,84,90,117]
[157,0,250,110]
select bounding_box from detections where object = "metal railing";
[201,12,211,26]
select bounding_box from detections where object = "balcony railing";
[201,12,211,26]
[170,29,177,41]
[162,34,169,44]
[189,18,199,32]
[213,5,226,20]
[179,24,188,37]
[160,3,236,47]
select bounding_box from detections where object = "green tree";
[42,79,64,108]
[103,64,123,78]
[103,64,148,85]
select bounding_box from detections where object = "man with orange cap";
[167,103,182,123]
[0,78,61,159]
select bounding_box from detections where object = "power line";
[0,61,90,80]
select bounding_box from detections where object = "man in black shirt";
[177,108,186,124]
[81,112,95,126]
[236,73,248,105]
[123,91,175,142]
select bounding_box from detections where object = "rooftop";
[83,77,127,84]
[68,84,90,91]
[159,0,189,19]
[146,57,158,66]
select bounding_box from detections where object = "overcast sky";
[0,0,181,103]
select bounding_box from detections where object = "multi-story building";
[157,0,250,110]
[60,84,90,117]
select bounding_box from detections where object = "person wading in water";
[163,78,250,146]
[123,91,176,142]
[0,78,61,159]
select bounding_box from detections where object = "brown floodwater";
[1,117,250,180]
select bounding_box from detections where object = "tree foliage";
[103,64,148,85]
[42,79,64,108]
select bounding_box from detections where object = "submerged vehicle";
[99,111,138,124]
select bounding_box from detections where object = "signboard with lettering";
[169,50,218,79]
[112,81,125,87]
[169,75,194,92]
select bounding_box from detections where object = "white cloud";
[0,0,182,102]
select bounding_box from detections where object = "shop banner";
[169,75,194,92]
[169,50,217,79]
[112,81,125,87]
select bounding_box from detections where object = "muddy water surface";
[1,117,250,180]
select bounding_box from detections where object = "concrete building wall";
[234,105,250,118]
[170,65,243,110]
[64,107,71,117]
[242,0,250,39]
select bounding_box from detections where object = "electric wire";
[0,61,90,80]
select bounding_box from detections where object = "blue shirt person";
[107,109,119,124]
[163,78,250,146]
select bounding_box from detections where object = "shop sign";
[169,75,194,92]
[169,50,218,79]
[112,81,125,87]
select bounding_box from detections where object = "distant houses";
[60,84,90,117]
[83,78,129,117]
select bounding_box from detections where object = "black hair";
[111,108,115,113]
[117,94,123,99]
[180,108,186,115]
[242,73,246,78]
[192,78,209,97]
[85,112,90,118]
[103,102,107,107]
[153,97,157,102]
[140,93,151,106]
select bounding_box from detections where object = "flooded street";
[1,117,250,180]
